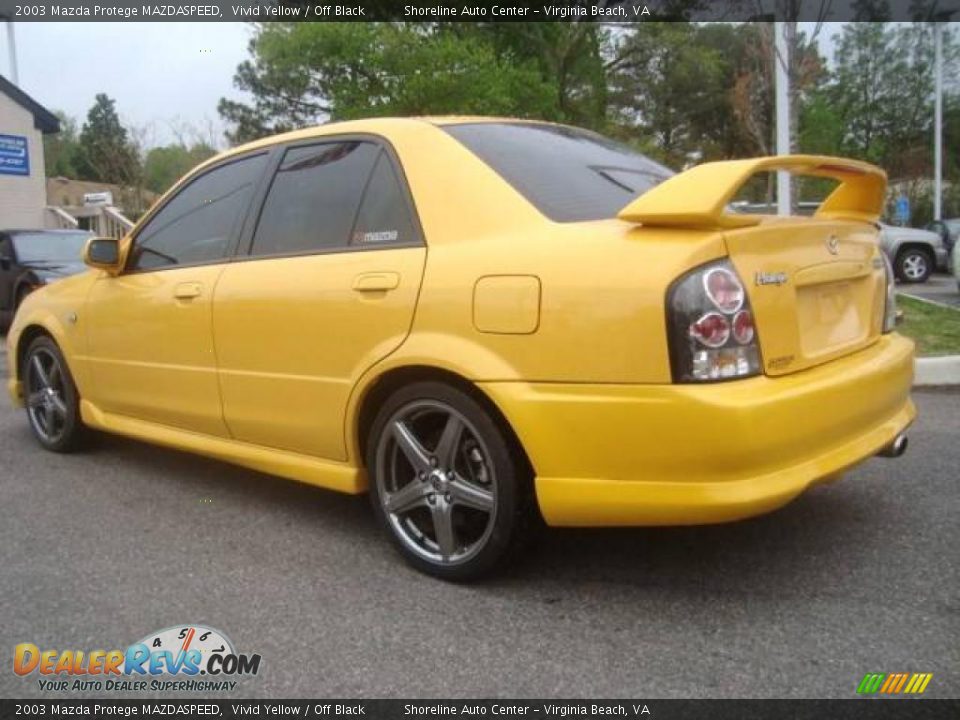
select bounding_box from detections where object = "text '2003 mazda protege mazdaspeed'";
[6,118,915,579]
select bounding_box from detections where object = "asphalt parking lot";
[900,273,960,308]
[1,345,958,700]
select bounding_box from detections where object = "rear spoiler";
[618,155,887,230]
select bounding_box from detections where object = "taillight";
[667,259,762,382]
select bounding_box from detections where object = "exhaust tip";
[878,434,908,458]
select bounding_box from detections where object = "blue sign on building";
[0,134,30,176]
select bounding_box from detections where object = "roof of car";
[223,116,550,157]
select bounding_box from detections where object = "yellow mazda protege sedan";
[6,118,915,579]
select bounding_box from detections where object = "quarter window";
[350,150,418,247]
[130,153,267,271]
[250,142,379,256]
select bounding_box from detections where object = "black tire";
[22,335,88,453]
[366,381,532,581]
[895,248,933,283]
[1,287,31,333]
[14,285,33,311]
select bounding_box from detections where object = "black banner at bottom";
[2,699,959,720]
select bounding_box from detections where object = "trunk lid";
[616,153,889,378]
[724,218,886,376]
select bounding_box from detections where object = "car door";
[84,151,271,436]
[213,139,426,461]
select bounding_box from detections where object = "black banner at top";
[1,699,959,720]
[0,0,958,22]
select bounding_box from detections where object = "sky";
[4,22,253,148]
[0,21,871,151]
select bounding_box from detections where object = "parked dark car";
[0,229,92,330]
[927,218,959,256]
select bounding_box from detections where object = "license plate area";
[796,279,870,358]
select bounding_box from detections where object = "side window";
[250,142,379,257]
[130,153,267,271]
[350,150,419,247]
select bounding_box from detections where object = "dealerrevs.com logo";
[14,625,261,692]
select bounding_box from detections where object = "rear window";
[443,122,673,223]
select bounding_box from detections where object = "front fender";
[6,273,98,407]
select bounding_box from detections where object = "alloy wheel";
[902,253,929,281]
[26,348,70,445]
[375,400,497,567]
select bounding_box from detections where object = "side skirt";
[80,400,365,494]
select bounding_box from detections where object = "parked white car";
[952,240,960,293]
[878,223,949,284]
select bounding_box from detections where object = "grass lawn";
[895,294,960,357]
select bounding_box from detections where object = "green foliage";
[143,143,217,194]
[608,23,730,167]
[43,111,82,178]
[75,93,139,185]
[216,19,958,219]
[219,23,564,144]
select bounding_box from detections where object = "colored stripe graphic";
[857,673,886,694]
[857,672,932,694]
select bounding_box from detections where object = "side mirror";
[83,237,121,273]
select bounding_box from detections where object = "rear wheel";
[895,248,932,283]
[367,381,530,580]
[23,336,87,453]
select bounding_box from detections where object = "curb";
[915,356,960,387]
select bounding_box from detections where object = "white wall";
[0,93,48,229]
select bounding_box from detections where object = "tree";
[43,111,82,178]
[143,142,217,194]
[453,23,610,131]
[608,23,729,167]
[219,23,560,144]
[75,93,139,184]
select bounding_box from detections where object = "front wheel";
[895,248,932,283]
[367,381,531,581]
[23,336,87,452]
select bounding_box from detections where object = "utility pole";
[774,21,791,216]
[5,21,18,85]
[933,21,943,222]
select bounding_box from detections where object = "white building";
[0,75,60,229]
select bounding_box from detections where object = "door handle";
[173,282,203,300]
[352,272,400,292]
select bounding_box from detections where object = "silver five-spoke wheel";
[26,347,70,445]
[23,336,87,453]
[377,400,497,565]
[902,253,928,281]
[368,381,530,580]
[896,249,932,283]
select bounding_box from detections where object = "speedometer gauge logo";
[134,625,235,670]
[127,624,259,677]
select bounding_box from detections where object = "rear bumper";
[481,334,915,527]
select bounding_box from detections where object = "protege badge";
[755,271,788,286]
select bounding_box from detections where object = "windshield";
[12,232,92,264]
[443,122,674,223]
